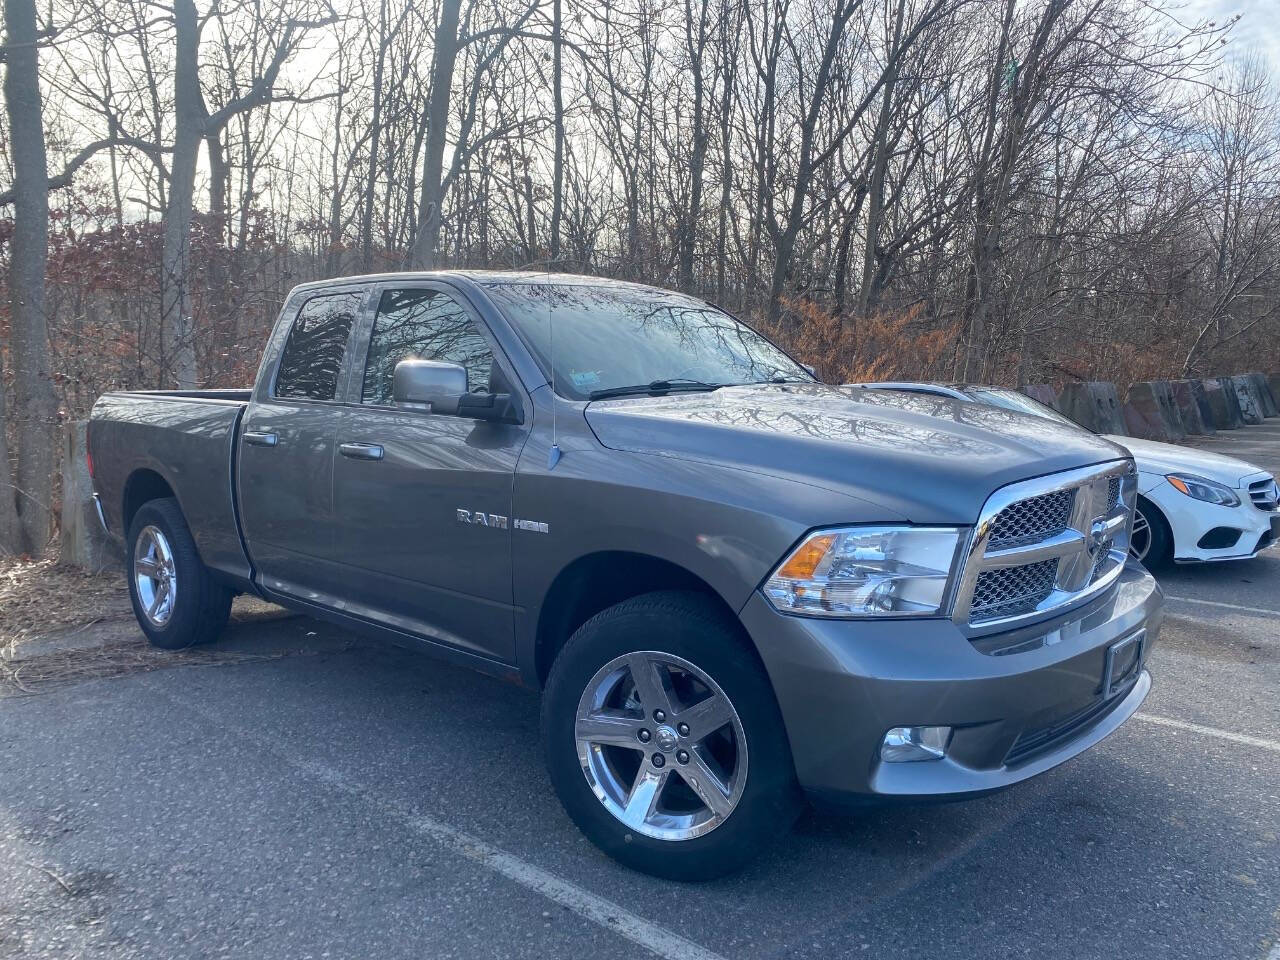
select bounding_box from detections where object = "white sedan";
[857,382,1280,567]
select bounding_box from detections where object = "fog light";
[881,726,951,762]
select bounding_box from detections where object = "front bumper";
[740,561,1162,804]
[1147,475,1279,562]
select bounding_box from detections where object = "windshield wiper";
[588,379,722,401]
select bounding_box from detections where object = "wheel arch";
[533,551,746,688]
[122,468,179,535]
[1134,493,1174,560]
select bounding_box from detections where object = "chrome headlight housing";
[763,526,962,618]
[1166,473,1240,507]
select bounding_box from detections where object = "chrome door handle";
[339,442,384,461]
[243,431,278,447]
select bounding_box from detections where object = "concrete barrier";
[59,421,119,573]
[1186,379,1217,433]
[1170,379,1212,435]
[1229,375,1264,424]
[1269,373,1280,410]
[1248,372,1278,417]
[1201,378,1244,429]
[1058,381,1126,435]
[1018,384,1059,410]
[1123,381,1187,442]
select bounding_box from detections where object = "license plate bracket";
[1102,629,1145,699]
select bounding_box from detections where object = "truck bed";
[89,390,254,586]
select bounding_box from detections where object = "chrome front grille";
[954,461,1136,629]
[987,489,1074,548]
[1249,477,1278,512]
[970,559,1058,621]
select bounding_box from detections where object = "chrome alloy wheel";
[133,524,178,627]
[574,651,747,841]
[1130,507,1151,562]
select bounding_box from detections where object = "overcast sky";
[1180,0,1280,72]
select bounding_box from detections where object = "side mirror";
[392,358,520,423]
[393,359,467,410]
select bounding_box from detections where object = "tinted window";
[361,289,494,405]
[275,293,361,400]
[483,283,811,400]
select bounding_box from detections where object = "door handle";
[339,442,384,461]
[243,431,278,447]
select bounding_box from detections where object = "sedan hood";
[1103,435,1271,486]
[586,384,1129,524]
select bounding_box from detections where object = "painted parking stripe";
[1135,713,1280,754]
[1163,595,1280,617]
[146,679,729,960]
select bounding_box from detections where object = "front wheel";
[127,498,233,649]
[542,591,800,880]
[1130,498,1172,568]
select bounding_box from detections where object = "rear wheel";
[127,498,232,649]
[542,591,800,880]
[1130,498,1172,568]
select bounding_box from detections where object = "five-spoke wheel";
[543,591,799,880]
[575,651,747,841]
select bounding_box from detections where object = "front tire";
[127,498,232,649]
[542,591,800,880]
[1130,498,1172,569]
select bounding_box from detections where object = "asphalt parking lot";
[2,425,1278,960]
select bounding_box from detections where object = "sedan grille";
[1249,477,1278,512]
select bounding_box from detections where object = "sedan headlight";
[1166,473,1240,508]
[763,526,961,618]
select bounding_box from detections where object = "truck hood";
[1103,434,1271,486]
[586,384,1129,524]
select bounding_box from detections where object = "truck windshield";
[484,282,813,400]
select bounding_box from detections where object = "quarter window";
[362,289,494,405]
[274,292,362,401]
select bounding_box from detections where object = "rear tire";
[542,590,800,880]
[126,498,232,649]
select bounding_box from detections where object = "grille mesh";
[987,489,1074,548]
[970,559,1058,622]
[1249,478,1278,511]
[1107,476,1121,510]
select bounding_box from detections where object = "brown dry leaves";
[0,556,130,647]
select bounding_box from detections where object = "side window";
[274,292,362,401]
[361,289,494,405]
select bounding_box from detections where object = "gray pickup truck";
[89,271,1162,879]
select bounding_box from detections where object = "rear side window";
[361,289,494,405]
[274,292,362,400]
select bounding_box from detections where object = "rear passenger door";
[329,283,528,664]
[238,288,365,605]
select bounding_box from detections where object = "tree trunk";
[160,0,203,387]
[409,0,463,270]
[549,0,564,261]
[2,0,59,556]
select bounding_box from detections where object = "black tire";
[1131,497,1173,569]
[126,497,233,649]
[542,590,801,880]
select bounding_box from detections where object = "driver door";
[328,283,528,663]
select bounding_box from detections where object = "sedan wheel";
[1129,507,1152,562]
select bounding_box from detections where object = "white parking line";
[1135,713,1280,754]
[148,680,728,960]
[1163,595,1280,618]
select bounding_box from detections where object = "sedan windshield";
[484,282,813,400]
[963,387,1082,429]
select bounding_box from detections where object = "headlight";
[763,526,961,618]
[1166,473,1240,507]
